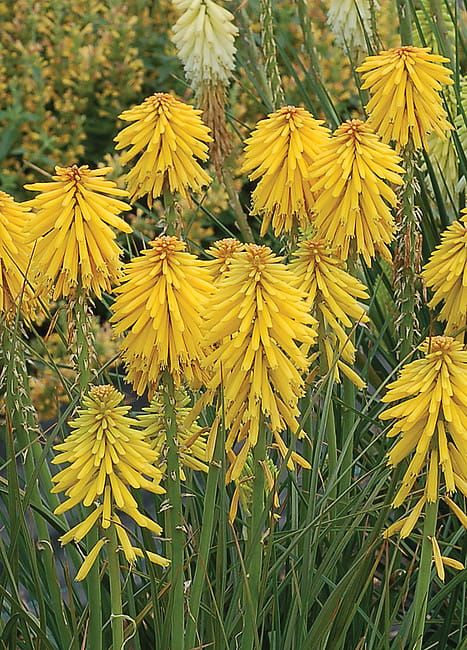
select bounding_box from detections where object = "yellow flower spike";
[430,536,445,582]
[115,92,212,207]
[422,214,467,334]
[110,236,214,396]
[25,165,132,300]
[357,46,453,150]
[308,119,404,265]
[206,238,245,283]
[290,237,369,387]
[380,336,467,536]
[52,385,167,577]
[204,244,317,476]
[241,106,330,236]
[0,190,37,320]
[137,388,209,475]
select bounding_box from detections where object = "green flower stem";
[317,314,338,503]
[260,0,285,109]
[396,0,413,45]
[185,410,224,649]
[162,371,185,650]
[222,169,254,243]
[340,255,357,499]
[240,424,266,650]
[395,143,420,362]
[340,377,355,497]
[108,524,124,650]
[410,500,439,650]
[74,293,102,650]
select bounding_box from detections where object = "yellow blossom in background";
[204,244,317,478]
[380,337,467,538]
[357,46,453,150]
[241,106,330,236]
[172,0,238,87]
[289,238,369,388]
[115,93,212,207]
[25,165,132,300]
[309,119,404,264]
[206,238,245,282]
[327,0,377,52]
[422,213,467,334]
[0,191,37,319]
[110,236,213,395]
[52,385,168,579]
[137,388,208,477]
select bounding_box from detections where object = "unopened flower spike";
[290,238,369,388]
[241,106,330,237]
[204,244,317,479]
[172,0,237,88]
[422,212,467,335]
[25,165,132,300]
[115,93,212,208]
[309,119,404,265]
[51,385,168,580]
[0,191,37,320]
[357,46,453,150]
[328,0,378,52]
[380,336,467,540]
[137,388,209,478]
[172,0,238,175]
[110,236,214,396]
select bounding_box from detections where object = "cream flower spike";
[172,0,238,87]
[328,0,377,51]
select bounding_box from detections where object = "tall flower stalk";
[111,234,213,648]
[0,190,73,645]
[52,385,168,649]
[357,46,453,357]
[380,336,467,648]
[26,164,133,649]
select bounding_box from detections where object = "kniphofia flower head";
[172,0,238,88]
[137,388,208,478]
[309,119,404,265]
[52,385,168,579]
[380,337,467,538]
[204,244,317,478]
[206,238,244,282]
[289,238,369,388]
[357,46,453,150]
[328,0,377,52]
[110,236,214,396]
[0,191,37,320]
[115,93,212,207]
[422,213,467,334]
[241,106,330,236]
[25,165,131,300]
